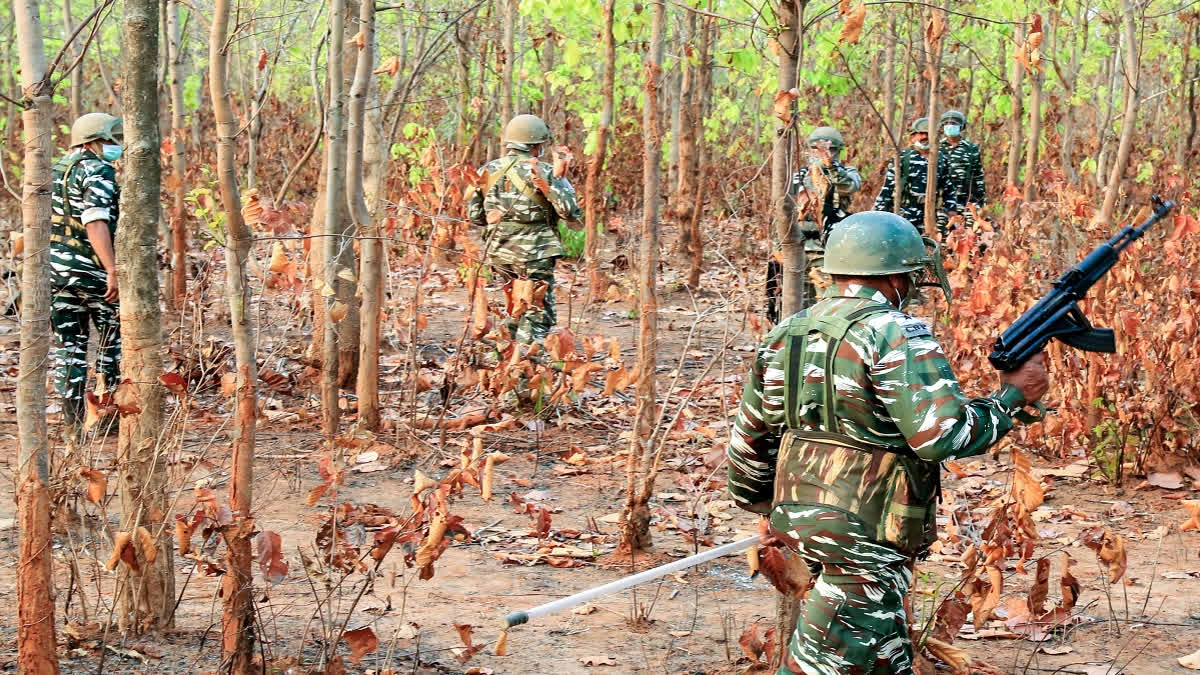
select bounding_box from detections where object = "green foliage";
[184,169,226,249]
[557,221,585,259]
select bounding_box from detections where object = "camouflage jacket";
[939,138,986,209]
[467,150,582,266]
[728,283,1026,527]
[873,148,957,228]
[50,148,119,284]
[790,160,861,244]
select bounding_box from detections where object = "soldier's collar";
[822,283,893,305]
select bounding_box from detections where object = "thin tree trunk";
[540,25,555,123]
[349,0,380,430]
[501,0,514,123]
[619,0,665,554]
[1096,0,1140,226]
[62,0,82,120]
[584,0,615,299]
[1004,26,1025,222]
[117,0,174,633]
[322,0,348,436]
[210,0,257,667]
[686,12,713,291]
[455,21,470,148]
[1096,32,1120,189]
[1023,14,1044,203]
[774,0,803,315]
[14,0,60,669]
[1176,18,1195,169]
[674,10,698,252]
[1060,2,1082,185]
[881,12,897,145]
[922,2,946,238]
[167,0,187,307]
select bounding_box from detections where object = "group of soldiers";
[48,108,1047,675]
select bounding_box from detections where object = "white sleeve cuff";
[80,207,111,225]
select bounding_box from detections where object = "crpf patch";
[899,317,932,339]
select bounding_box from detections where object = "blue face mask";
[101,144,123,161]
[944,124,962,138]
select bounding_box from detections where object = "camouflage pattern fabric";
[492,257,557,344]
[727,282,1028,671]
[770,506,913,675]
[939,138,986,212]
[467,149,582,267]
[787,161,862,311]
[50,148,121,429]
[872,149,956,231]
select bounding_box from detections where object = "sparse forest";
[1,0,1200,672]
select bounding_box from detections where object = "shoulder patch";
[899,317,932,339]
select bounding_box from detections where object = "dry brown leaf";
[329,300,349,324]
[1060,554,1080,611]
[241,188,262,228]
[758,546,810,598]
[136,526,157,565]
[373,55,400,77]
[342,626,378,665]
[1180,647,1200,670]
[175,517,193,556]
[1082,527,1128,583]
[772,88,799,123]
[494,630,508,656]
[923,636,969,674]
[348,30,366,50]
[1028,557,1050,616]
[1147,471,1185,489]
[839,3,867,44]
[80,468,107,505]
[1011,449,1045,511]
[1181,500,1200,531]
[268,242,289,274]
[256,530,289,585]
[106,531,139,574]
[113,378,142,416]
[416,514,448,568]
[746,544,760,576]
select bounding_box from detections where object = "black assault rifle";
[988,195,1176,372]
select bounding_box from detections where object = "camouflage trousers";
[769,505,915,675]
[51,279,121,427]
[492,256,557,344]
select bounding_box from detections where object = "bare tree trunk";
[1096,0,1140,227]
[618,0,664,554]
[540,25,555,123]
[1059,2,1083,185]
[774,0,804,315]
[322,0,348,437]
[1023,14,1044,203]
[62,0,82,120]
[210,0,257,667]
[584,0,615,299]
[1176,17,1195,170]
[922,2,945,238]
[685,12,713,290]
[2,26,17,151]
[116,0,174,633]
[167,0,187,307]
[1004,26,1025,222]
[501,0,514,123]
[14,0,60,670]
[349,0,380,430]
[881,12,897,145]
[674,11,698,254]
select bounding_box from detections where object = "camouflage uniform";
[791,161,861,311]
[467,149,581,343]
[728,282,1027,674]
[873,149,956,232]
[938,138,986,230]
[50,147,121,427]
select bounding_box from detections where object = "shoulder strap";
[484,155,522,194]
[782,303,892,433]
[58,155,87,222]
[504,159,552,210]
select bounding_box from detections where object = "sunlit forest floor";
[0,220,1197,674]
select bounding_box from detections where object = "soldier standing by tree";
[468,114,582,345]
[50,113,123,438]
[767,126,862,322]
[728,211,1049,673]
[874,117,956,231]
[937,109,987,232]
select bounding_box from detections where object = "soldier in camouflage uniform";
[874,118,957,232]
[468,114,581,344]
[50,113,124,436]
[937,110,986,231]
[767,127,862,322]
[728,212,1049,674]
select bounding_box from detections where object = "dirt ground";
[0,240,1198,675]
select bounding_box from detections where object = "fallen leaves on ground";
[341,626,377,665]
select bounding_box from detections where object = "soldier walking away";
[937,110,986,232]
[767,126,862,323]
[468,114,582,345]
[874,117,957,232]
[728,211,1049,674]
[51,113,124,439]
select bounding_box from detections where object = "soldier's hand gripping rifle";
[988,195,1176,373]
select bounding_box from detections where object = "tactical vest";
[50,156,115,268]
[773,303,940,556]
[485,155,555,226]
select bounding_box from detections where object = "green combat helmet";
[71,113,123,147]
[909,117,930,135]
[807,126,845,153]
[822,211,952,302]
[503,114,552,151]
[939,109,966,126]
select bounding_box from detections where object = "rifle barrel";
[504,535,763,628]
